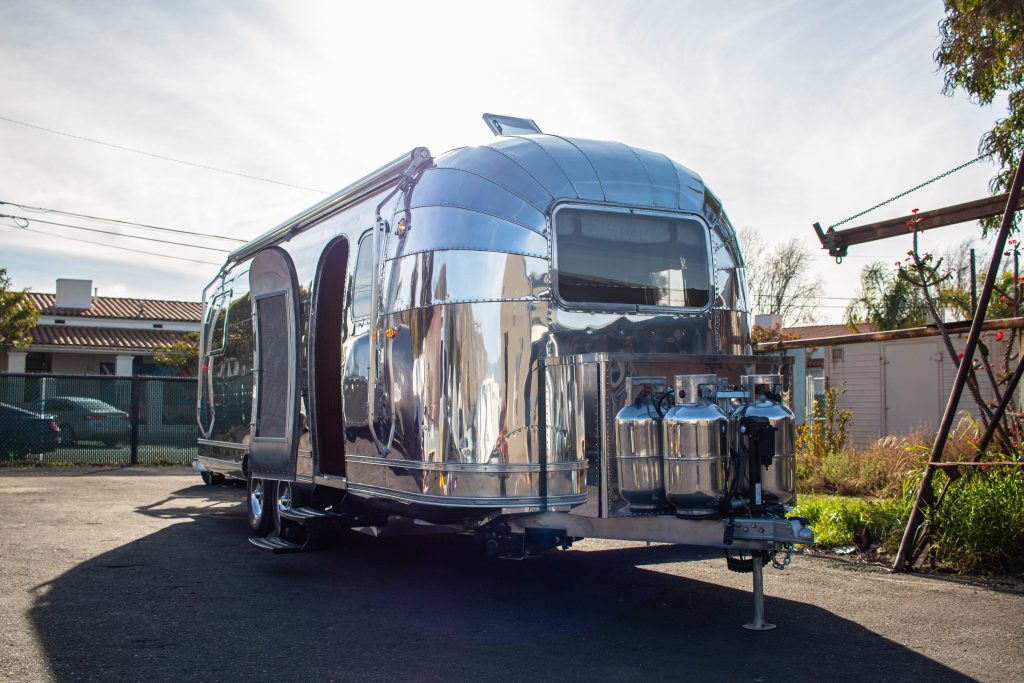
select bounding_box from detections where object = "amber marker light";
[385,328,397,339]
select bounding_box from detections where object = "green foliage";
[924,466,1024,574]
[796,381,851,479]
[0,268,38,350]
[153,332,199,374]
[846,262,931,331]
[936,0,1024,197]
[792,495,910,551]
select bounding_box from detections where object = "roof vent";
[483,113,542,136]
[55,278,93,310]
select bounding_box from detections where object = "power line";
[0,114,327,194]
[0,214,230,252]
[0,222,221,265]
[0,199,245,243]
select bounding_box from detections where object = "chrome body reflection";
[196,131,795,519]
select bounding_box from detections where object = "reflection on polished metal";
[731,374,797,505]
[663,374,729,515]
[615,376,668,510]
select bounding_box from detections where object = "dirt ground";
[0,468,1021,682]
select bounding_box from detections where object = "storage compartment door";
[248,248,300,479]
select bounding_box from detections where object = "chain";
[828,153,991,230]
[766,542,794,570]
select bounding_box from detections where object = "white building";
[1,278,201,377]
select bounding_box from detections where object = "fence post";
[130,375,140,465]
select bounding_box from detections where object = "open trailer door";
[248,247,301,480]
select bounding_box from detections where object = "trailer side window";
[351,231,373,320]
[555,208,711,309]
[205,292,228,356]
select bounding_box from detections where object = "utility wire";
[0,114,327,194]
[0,199,245,243]
[0,222,221,265]
[0,214,230,252]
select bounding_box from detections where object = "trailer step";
[279,506,339,524]
[248,535,306,553]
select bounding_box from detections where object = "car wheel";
[274,481,311,544]
[247,477,274,536]
[59,424,76,446]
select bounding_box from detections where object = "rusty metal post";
[893,149,1024,572]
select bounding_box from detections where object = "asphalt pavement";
[0,468,1021,682]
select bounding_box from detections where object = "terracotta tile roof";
[30,325,190,351]
[782,322,875,340]
[26,293,201,322]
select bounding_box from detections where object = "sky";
[0,0,1009,322]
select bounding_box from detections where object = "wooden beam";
[755,316,1024,352]
[814,192,1024,258]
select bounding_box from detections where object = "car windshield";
[69,398,121,412]
[555,208,710,308]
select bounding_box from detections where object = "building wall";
[49,352,117,375]
[824,332,1008,445]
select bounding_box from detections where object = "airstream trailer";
[196,115,812,628]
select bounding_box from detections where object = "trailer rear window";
[555,208,710,309]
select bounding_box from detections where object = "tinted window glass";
[351,231,373,319]
[555,209,710,308]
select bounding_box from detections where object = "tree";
[936,1,1024,198]
[153,332,199,375]
[0,268,38,350]
[739,228,823,326]
[845,262,931,331]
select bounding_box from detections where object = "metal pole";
[129,375,140,465]
[893,149,1024,572]
[970,248,977,314]
[743,553,776,631]
[975,356,1024,458]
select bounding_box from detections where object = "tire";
[247,477,274,535]
[201,470,213,485]
[59,424,76,446]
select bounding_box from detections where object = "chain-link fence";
[0,373,197,465]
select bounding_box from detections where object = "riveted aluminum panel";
[569,138,657,207]
[527,136,606,201]
[434,146,553,211]
[408,167,546,233]
[387,206,549,260]
[489,136,579,200]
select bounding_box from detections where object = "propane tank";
[729,374,796,505]
[662,374,729,516]
[615,377,668,510]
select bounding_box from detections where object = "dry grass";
[798,414,980,498]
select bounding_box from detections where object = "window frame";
[350,229,374,323]
[550,203,715,315]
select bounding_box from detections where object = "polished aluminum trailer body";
[196,130,804,553]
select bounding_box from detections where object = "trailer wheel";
[247,477,274,535]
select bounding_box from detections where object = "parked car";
[24,397,129,447]
[0,402,60,459]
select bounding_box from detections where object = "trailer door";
[248,247,300,480]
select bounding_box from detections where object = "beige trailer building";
[760,319,1023,446]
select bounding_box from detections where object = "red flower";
[997,330,1005,341]
[911,208,919,214]
[958,353,964,360]
[990,363,995,370]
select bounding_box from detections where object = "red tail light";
[50,421,59,431]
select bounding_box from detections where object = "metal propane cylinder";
[662,374,729,516]
[730,374,796,505]
[615,376,668,510]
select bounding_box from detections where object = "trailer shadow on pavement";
[28,484,973,683]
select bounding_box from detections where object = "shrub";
[792,494,909,551]
[925,466,1024,574]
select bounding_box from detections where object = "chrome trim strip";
[198,438,249,451]
[346,482,585,509]
[313,474,348,490]
[346,455,585,473]
[196,454,242,471]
